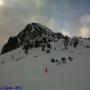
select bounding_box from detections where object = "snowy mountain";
[0,23,90,90]
[1,23,63,54]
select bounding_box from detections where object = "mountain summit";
[1,23,63,54]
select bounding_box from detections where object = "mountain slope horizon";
[1,22,63,54]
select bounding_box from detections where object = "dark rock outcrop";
[1,22,64,54]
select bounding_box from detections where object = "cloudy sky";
[0,0,90,48]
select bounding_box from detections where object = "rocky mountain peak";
[1,22,64,54]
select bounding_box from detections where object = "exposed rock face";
[1,36,19,54]
[1,23,64,54]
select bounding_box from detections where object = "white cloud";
[35,0,45,8]
[46,19,61,32]
[0,35,7,49]
[28,15,48,24]
[0,0,4,7]
[77,15,90,38]
[61,30,71,37]
[76,26,90,38]
[47,19,57,30]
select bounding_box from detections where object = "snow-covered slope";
[0,38,90,90]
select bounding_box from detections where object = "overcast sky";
[0,0,90,48]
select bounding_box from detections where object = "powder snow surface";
[0,39,90,90]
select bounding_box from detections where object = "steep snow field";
[0,39,90,90]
